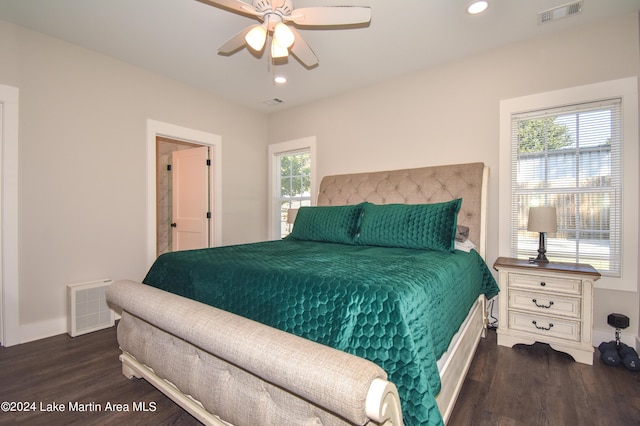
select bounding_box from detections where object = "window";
[277,150,311,238]
[510,99,621,276]
[268,137,316,240]
[499,77,638,291]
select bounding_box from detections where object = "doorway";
[146,120,222,268]
[156,138,210,256]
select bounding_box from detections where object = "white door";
[171,146,210,251]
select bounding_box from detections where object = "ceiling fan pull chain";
[267,31,274,74]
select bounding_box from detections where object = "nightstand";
[493,257,601,365]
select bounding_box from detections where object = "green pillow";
[287,204,365,244]
[357,199,462,252]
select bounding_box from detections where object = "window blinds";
[510,98,622,276]
[277,149,312,238]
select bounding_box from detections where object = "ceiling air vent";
[264,98,284,106]
[538,1,583,25]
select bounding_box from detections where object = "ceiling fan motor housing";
[254,0,293,16]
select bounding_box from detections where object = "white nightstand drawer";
[508,311,581,342]
[508,273,582,295]
[494,257,600,365]
[508,290,581,319]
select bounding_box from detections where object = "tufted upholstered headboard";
[317,162,488,258]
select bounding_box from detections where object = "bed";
[106,162,498,426]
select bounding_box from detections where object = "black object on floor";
[598,341,622,366]
[600,312,638,371]
[618,344,640,371]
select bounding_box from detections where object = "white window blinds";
[510,98,622,276]
[277,149,311,238]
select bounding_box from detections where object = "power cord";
[487,297,498,330]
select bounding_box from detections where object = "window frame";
[499,77,638,292]
[510,98,622,276]
[268,137,317,240]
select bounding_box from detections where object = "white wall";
[0,20,269,342]
[268,13,640,344]
[2,12,639,346]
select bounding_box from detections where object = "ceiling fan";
[198,0,372,68]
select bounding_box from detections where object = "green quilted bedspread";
[143,239,499,426]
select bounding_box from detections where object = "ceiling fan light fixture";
[274,22,295,48]
[467,1,489,15]
[245,25,267,51]
[207,0,371,68]
[271,40,289,58]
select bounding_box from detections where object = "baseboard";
[18,314,120,345]
[19,317,67,344]
[592,328,636,349]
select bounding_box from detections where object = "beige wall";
[268,13,640,343]
[2,12,639,346]
[0,20,269,340]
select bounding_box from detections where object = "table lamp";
[286,208,298,226]
[287,209,298,232]
[527,206,557,263]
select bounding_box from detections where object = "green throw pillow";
[287,204,365,244]
[357,199,462,252]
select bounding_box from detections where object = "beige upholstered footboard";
[106,280,403,426]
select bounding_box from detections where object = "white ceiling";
[0,0,639,113]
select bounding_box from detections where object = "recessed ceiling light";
[274,76,287,84]
[467,1,489,15]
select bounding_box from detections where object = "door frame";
[0,84,20,346]
[146,120,222,269]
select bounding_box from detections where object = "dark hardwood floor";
[0,326,638,425]
[449,330,640,426]
[0,325,199,426]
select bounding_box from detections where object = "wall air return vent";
[538,1,583,25]
[264,98,284,106]
[67,279,115,337]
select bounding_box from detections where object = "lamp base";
[529,255,550,264]
[528,232,550,263]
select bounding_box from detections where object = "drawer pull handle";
[532,320,553,331]
[532,299,554,309]
[539,281,546,287]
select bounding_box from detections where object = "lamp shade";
[273,22,295,48]
[286,208,299,224]
[245,25,267,51]
[527,206,557,233]
[271,39,289,58]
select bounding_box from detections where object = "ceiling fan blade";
[197,0,260,18]
[289,6,371,27]
[289,27,318,67]
[218,26,252,54]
